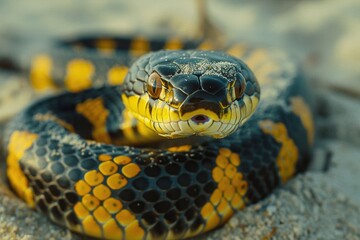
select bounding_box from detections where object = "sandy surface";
[0,0,359,239]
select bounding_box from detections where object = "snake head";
[122,50,260,139]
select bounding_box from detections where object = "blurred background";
[0,0,359,120]
[0,0,359,239]
[0,0,359,87]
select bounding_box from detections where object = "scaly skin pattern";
[2,37,315,240]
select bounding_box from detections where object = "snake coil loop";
[2,36,314,240]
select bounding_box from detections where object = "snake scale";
[1,35,315,239]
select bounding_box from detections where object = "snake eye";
[233,79,245,100]
[147,72,163,99]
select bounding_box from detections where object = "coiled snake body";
[2,36,314,239]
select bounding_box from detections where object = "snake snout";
[180,92,222,122]
[191,114,210,124]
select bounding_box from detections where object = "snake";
[1,35,315,239]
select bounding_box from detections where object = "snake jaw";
[148,93,259,139]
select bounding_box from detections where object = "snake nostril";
[191,115,209,124]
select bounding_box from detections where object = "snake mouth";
[191,115,210,124]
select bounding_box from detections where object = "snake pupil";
[147,72,162,99]
[234,79,245,99]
